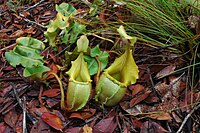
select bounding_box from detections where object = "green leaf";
[94,0,105,5]
[77,35,89,53]
[44,30,59,47]
[56,3,77,17]
[16,37,45,50]
[5,37,50,79]
[84,51,109,75]
[5,50,43,68]
[61,26,72,44]
[69,21,86,44]
[45,12,70,46]
[24,65,50,79]
[14,45,43,60]
[47,12,69,32]
[90,45,101,57]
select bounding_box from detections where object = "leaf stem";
[46,72,65,110]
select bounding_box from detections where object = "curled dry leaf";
[69,108,96,120]
[69,113,84,120]
[156,65,176,79]
[4,109,18,129]
[120,101,143,116]
[64,127,82,133]
[93,117,118,133]
[147,112,172,121]
[129,84,151,107]
[141,121,168,133]
[0,122,7,133]
[41,112,64,131]
[30,119,50,133]
[81,108,96,120]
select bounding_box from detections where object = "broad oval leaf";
[90,45,101,57]
[5,37,50,79]
[24,66,50,79]
[69,21,86,44]
[56,3,77,17]
[84,51,109,75]
[16,37,45,50]
[5,50,43,68]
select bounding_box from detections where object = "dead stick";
[22,96,27,133]
[23,18,47,29]
[177,104,200,133]
[24,0,45,11]
[0,43,16,52]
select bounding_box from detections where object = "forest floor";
[0,0,200,133]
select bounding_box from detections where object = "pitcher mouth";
[103,72,127,87]
[69,78,92,85]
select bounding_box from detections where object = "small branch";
[23,18,47,29]
[177,104,200,133]
[24,0,45,11]
[22,96,27,133]
[0,43,17,52]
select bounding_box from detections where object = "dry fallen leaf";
[140,121,168,133]
[30,118,50,133]
[83,125,92,133]
[4,109,18,129]
[41,112,64,131]
[93,117,118,133]
[129,84,151,107]
[42,88,60,97]
[147,112,172,121]
[0,122,7,133]
[156,65,176,79]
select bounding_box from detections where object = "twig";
[0,43,17,52]
[22,96,27,133]
[147,67,162,102]
[24,0,45,11]
[177,104,200,133]
[23,18,47,29]
[12,84,37,124]
[1,103,18,115]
